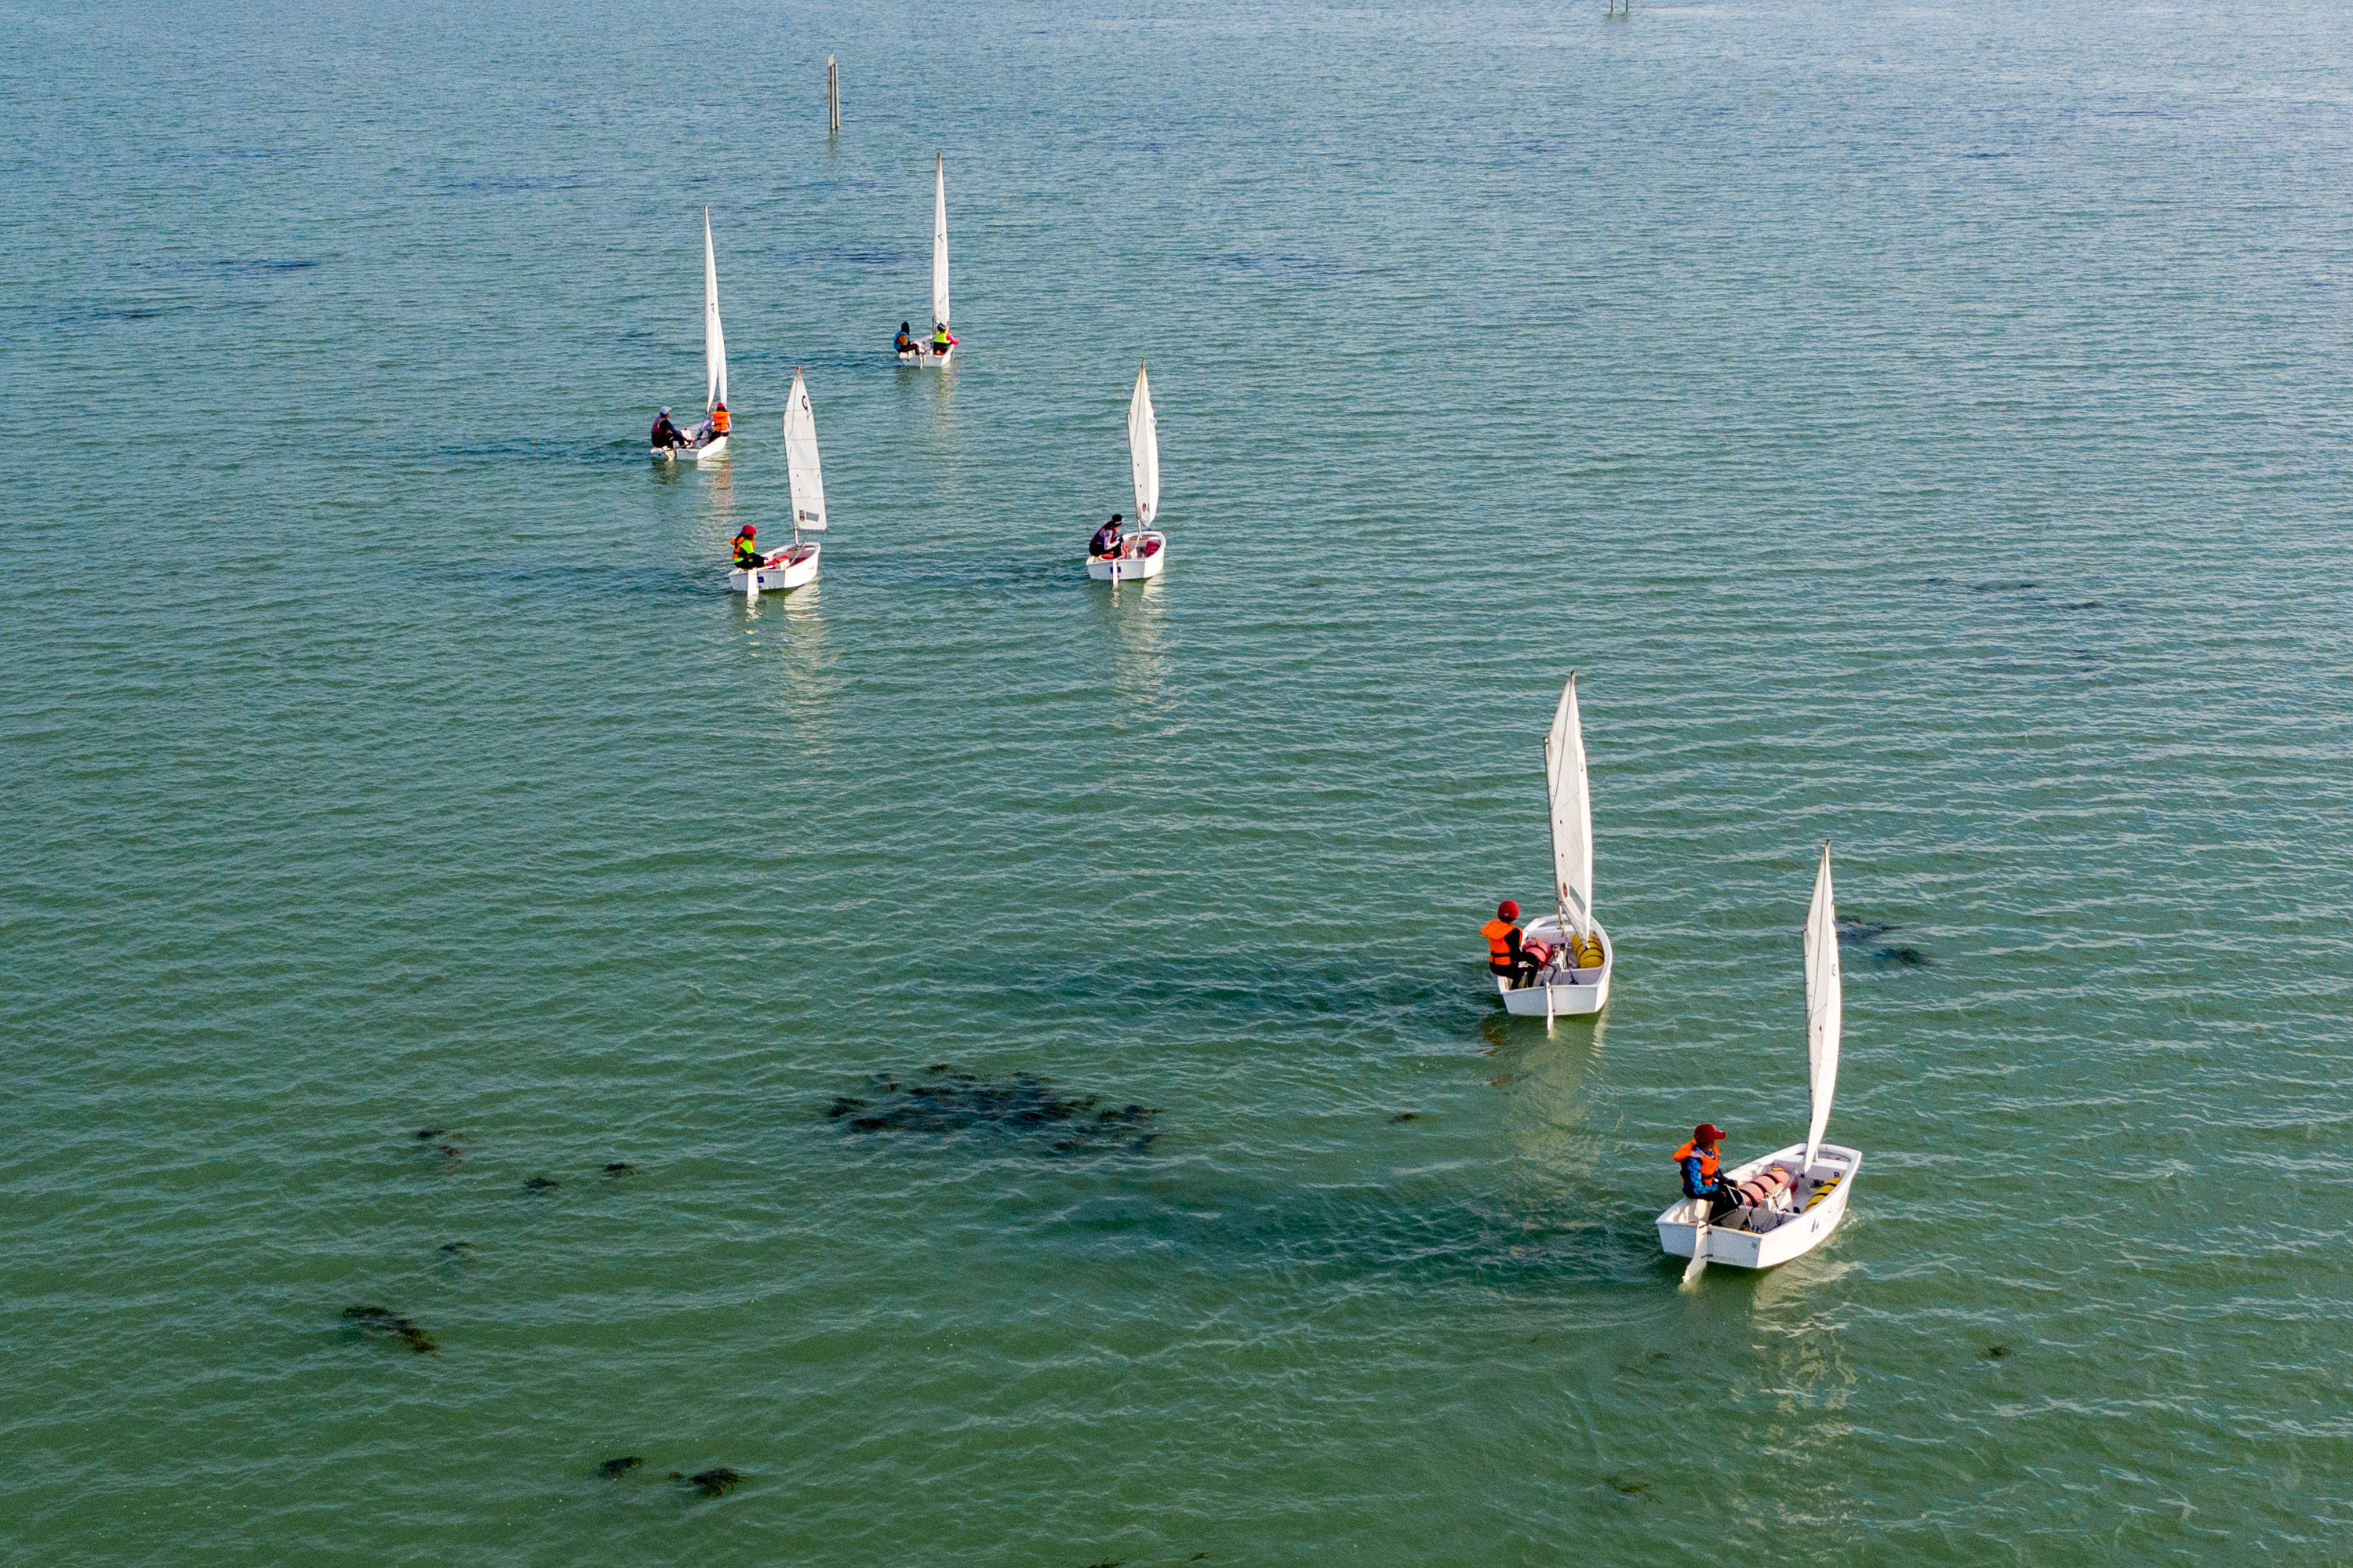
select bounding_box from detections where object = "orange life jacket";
[1481,919,1522,968]
[712,405,732,434]
[1671,1140,1720,1183]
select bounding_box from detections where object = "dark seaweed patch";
[523,1176,561,1193]
[1835,918,1897,944]
[343,1304,438,1353]
[209,258,320,275]
[1606,1476,1651,1497]
[1391,1111,1421,1123]
[1873,946,1929,969]
[1982,1344,2009,1359]
[603,1162,638,1177]
[439,1241,472,1258]
[1969,580,2038,593]
[672,1467,740,1497]
[598,1455,644,1479]
[826,1065,1159,1154]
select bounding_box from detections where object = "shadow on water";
[431,435,655,467]
[825,1065,1159,1155]
[410,558,718,604]
[1834,917,1929,970]
[920,950,1487,1037]
[846,551,1076,596]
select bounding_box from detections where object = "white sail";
[783,368,827,534]
[1544,675,1594,935]
[703,209,728,413]
[930,153,950,329]
[1802,842,1842,1172]
[1128,365,1158,527]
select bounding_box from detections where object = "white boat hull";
[653,433,728,463]
[1087,533,1166,581]
[897,344,954,368]
[1655,1143,1861,1271]
[1494,916,1612,1017]
[728,541,820,595]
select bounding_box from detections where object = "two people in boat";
[1675,1124,1741,1221]
[657,403,731,449]
[896,321,958,358]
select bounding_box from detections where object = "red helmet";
[738,525,756,537]
[1497,900,1519,920]
[1693,1123,1726,1144]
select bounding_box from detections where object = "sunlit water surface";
[4,0,2351,1562]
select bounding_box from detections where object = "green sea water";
[5,0,2351,1562]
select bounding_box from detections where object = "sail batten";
[930,154,950,329]
[1544,676,1594,935]
[703,209,728,413]
[1128,366,1158,527]
[784,369,827,533]
[1802,843,1842,1172]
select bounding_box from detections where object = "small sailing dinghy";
[656,209,733,462]
[896,154,956,367]
[1497,675,1612,1023]
[1088,365,1166,583]
[1660,844,1863,1277]
[730,368,827,599]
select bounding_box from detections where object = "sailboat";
[730,367,826,599]
[655,209,731,462]
[1088,365,1166,582]
[1658,843,1863,1275]
[1497,675,1612,1022]
[896,154,955,366]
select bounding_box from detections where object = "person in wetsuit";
[651,408,687,449]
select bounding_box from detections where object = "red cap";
[1693,1123,1726,1144]
[738,525,756,537]
[1497,900,1519,920]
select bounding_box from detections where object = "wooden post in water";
[827,56,840,136]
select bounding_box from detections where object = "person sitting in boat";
[895,322,917,355]
[930,321,958,355]
[1675,1124,1742,1221]
[1482,900,1540,988]
[651,408,687,449]
[1089,515,1125,559]
[732,525,766,570]
[711,402,731,437]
